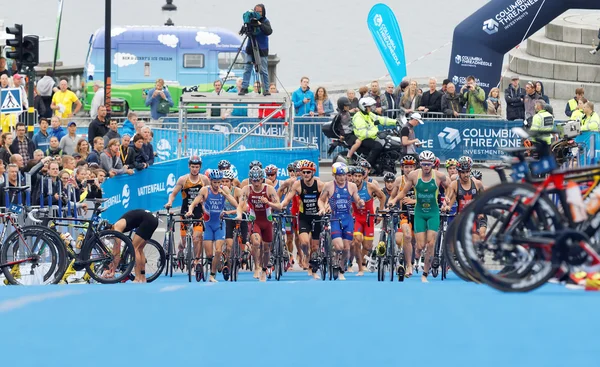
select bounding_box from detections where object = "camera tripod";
[221,30,265,94]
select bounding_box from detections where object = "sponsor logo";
[156,139,172,161]
[438,127,461,150]
[166,173,177,196]
[373,14,383,27]
[483,19,499,35]
[454,55,493,68]
[122,184,130,208]
[454,54,461,64]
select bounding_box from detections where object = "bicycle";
[311,215,342,281]
[223,216,253,282]
[368,207,403,282]
[28,199,136,284]
[169,217,204,282]
[431,212,455,280]
[125,216,166,283]
[271,212,296,281]
[156,211,179,277]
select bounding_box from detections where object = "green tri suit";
[413,171,440,233]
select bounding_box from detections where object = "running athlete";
[350,165,386,275]
[186,169,238,283]
[358,160,380,188]
[221,169,248,270]
[318,162,364,281]
[218,159,241,187]
[164,156,210,258]
[280,160,324,278]
[391,150,450,282]
[442,156,485,238]
[383,172,405,260]
[240,161,275,187]
[277,161,303,267]
[277,162,299,267]
[112,209,159,283]
[236,166,282,281]
[445,159,458,181]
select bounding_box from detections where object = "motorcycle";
[322,116,405,175]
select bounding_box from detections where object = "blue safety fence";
[99,146,319,223]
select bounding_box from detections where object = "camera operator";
[238,4,273,96]
[460,75,486,116]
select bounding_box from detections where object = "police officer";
[530,100,554,145]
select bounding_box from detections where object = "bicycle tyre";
[458,183,563,292]
[129,239,165,283]
[22,225,68,283]
[80,230,135,284]
[387,232,395,282]
[377,257,384,281]
[443,211,479,282]
[186,236,193,283]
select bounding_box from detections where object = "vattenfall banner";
[447,0,600,94]
[99,148,319,222]
[367,3,407,86]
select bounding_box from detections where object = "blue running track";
[1,271,598,366]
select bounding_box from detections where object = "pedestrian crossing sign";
[1,88,22,113]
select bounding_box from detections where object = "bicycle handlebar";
[311,216,341,232]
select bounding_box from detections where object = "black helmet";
[337,96,351,111]
[249,160,262,169]
[383,172,395,182]
[218,160,231,170]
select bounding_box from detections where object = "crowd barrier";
[575,132,598,166]
[99,146,320,223]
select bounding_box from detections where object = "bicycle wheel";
[377,257,384,282]
[129,239,165,283]
[458,183,563,292]
[80,230,135,284]
[1,228,65,285]
[273,234,282,281]
[443,211,479,282]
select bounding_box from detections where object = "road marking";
[0,290,80,313]
[159,285,187,292]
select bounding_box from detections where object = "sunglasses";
[420,163,433,167]
[302,171,313,174]
[267,173,277,176]
[251,179,262,182]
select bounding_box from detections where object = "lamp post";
[162,0,177,26]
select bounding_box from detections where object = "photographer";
[460,75,486,116]
[237,4,273,96]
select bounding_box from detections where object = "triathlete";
[350,165,386,276]
[277,161,303,267]
[186,169,238,283]
[280,160,324,279]
[390,156,417,275]
[218,159,241,187]
[445,158,459,180]
[390,150,450,282]
[221,169,248,273]
[318,162,365,281]
[357,160,380,188]
[164,155,210,260]
[240,161,275,187]
[236,166,283,281]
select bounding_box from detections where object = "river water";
[4,1,591,88]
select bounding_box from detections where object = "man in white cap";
[401,112,424,162]
[90,80,105,119]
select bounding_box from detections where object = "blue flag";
[367,3,407,85]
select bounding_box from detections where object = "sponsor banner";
[574,132,599,166]
[99,147,319,222]
[367,3,407,86]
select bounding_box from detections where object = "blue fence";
[99,146,320,223]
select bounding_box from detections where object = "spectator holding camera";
[237,4,272,96]
[100,138,134,177]
[460,75,486,115]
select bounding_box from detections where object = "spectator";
[32,149,45,163]
[36,69,57,119]
[131,134,150,170]
[229,78,248,117]
[347,89,359,115]
[368,81,384,115]
[90,81,104,119]
[418,88,423,96]
[10,154,24,170]
[87,136,105,164]
[122,111,137,137]
[418,77,443,114]
[400,80,421,116]
[258,84,285,119]
[571,98,587,121]
[12,74,28,111]
[49,116,66,142]
[523,81,541,122]
[1,164,27,206]
[145,78,173,122]
[120,134,133,163]
[582,101,600,132]
[59,121,81,156]
[0,133,13,165]
[460,75,486,115]
[207,80,231,119]
[401,113,424,160]
[76,139,90,161]
[46,136,63,157]
[88,105,109,144]
[441,82,462,118]
[237,4,272,96]
[50,79,81,118]
[291,77,315,116]
[72,153,83,165]
[380,82,400,118]
[0,57,10,77]
[0,74,10,88]
[84,170,103,200]
[535,81,550,105]
[33,86,48,118]
[101,138,133,177]
[95,169,107,184]
[313,87,334,116]
[141,126,155,166]
[33,118,51,151]
[565,87,585,118]
[486,87,502,117]
[74,166,89,201]
[441,79,450,93]
[395,80,409,98]
[135,120,145,135]
[103,120,121,147]
[10,122,35,164]
[358,85,369,99]
[62,155,76,175]
[504,76,525,121]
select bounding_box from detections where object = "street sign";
[0,88,22,113]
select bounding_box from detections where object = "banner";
[575,131,600,166]
[53,0,64,69]
[367,3,407,86]
[448,0,600,95]
[99,147,319,222]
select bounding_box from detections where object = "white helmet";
[419,150,436,162]
[359,97,377,109]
